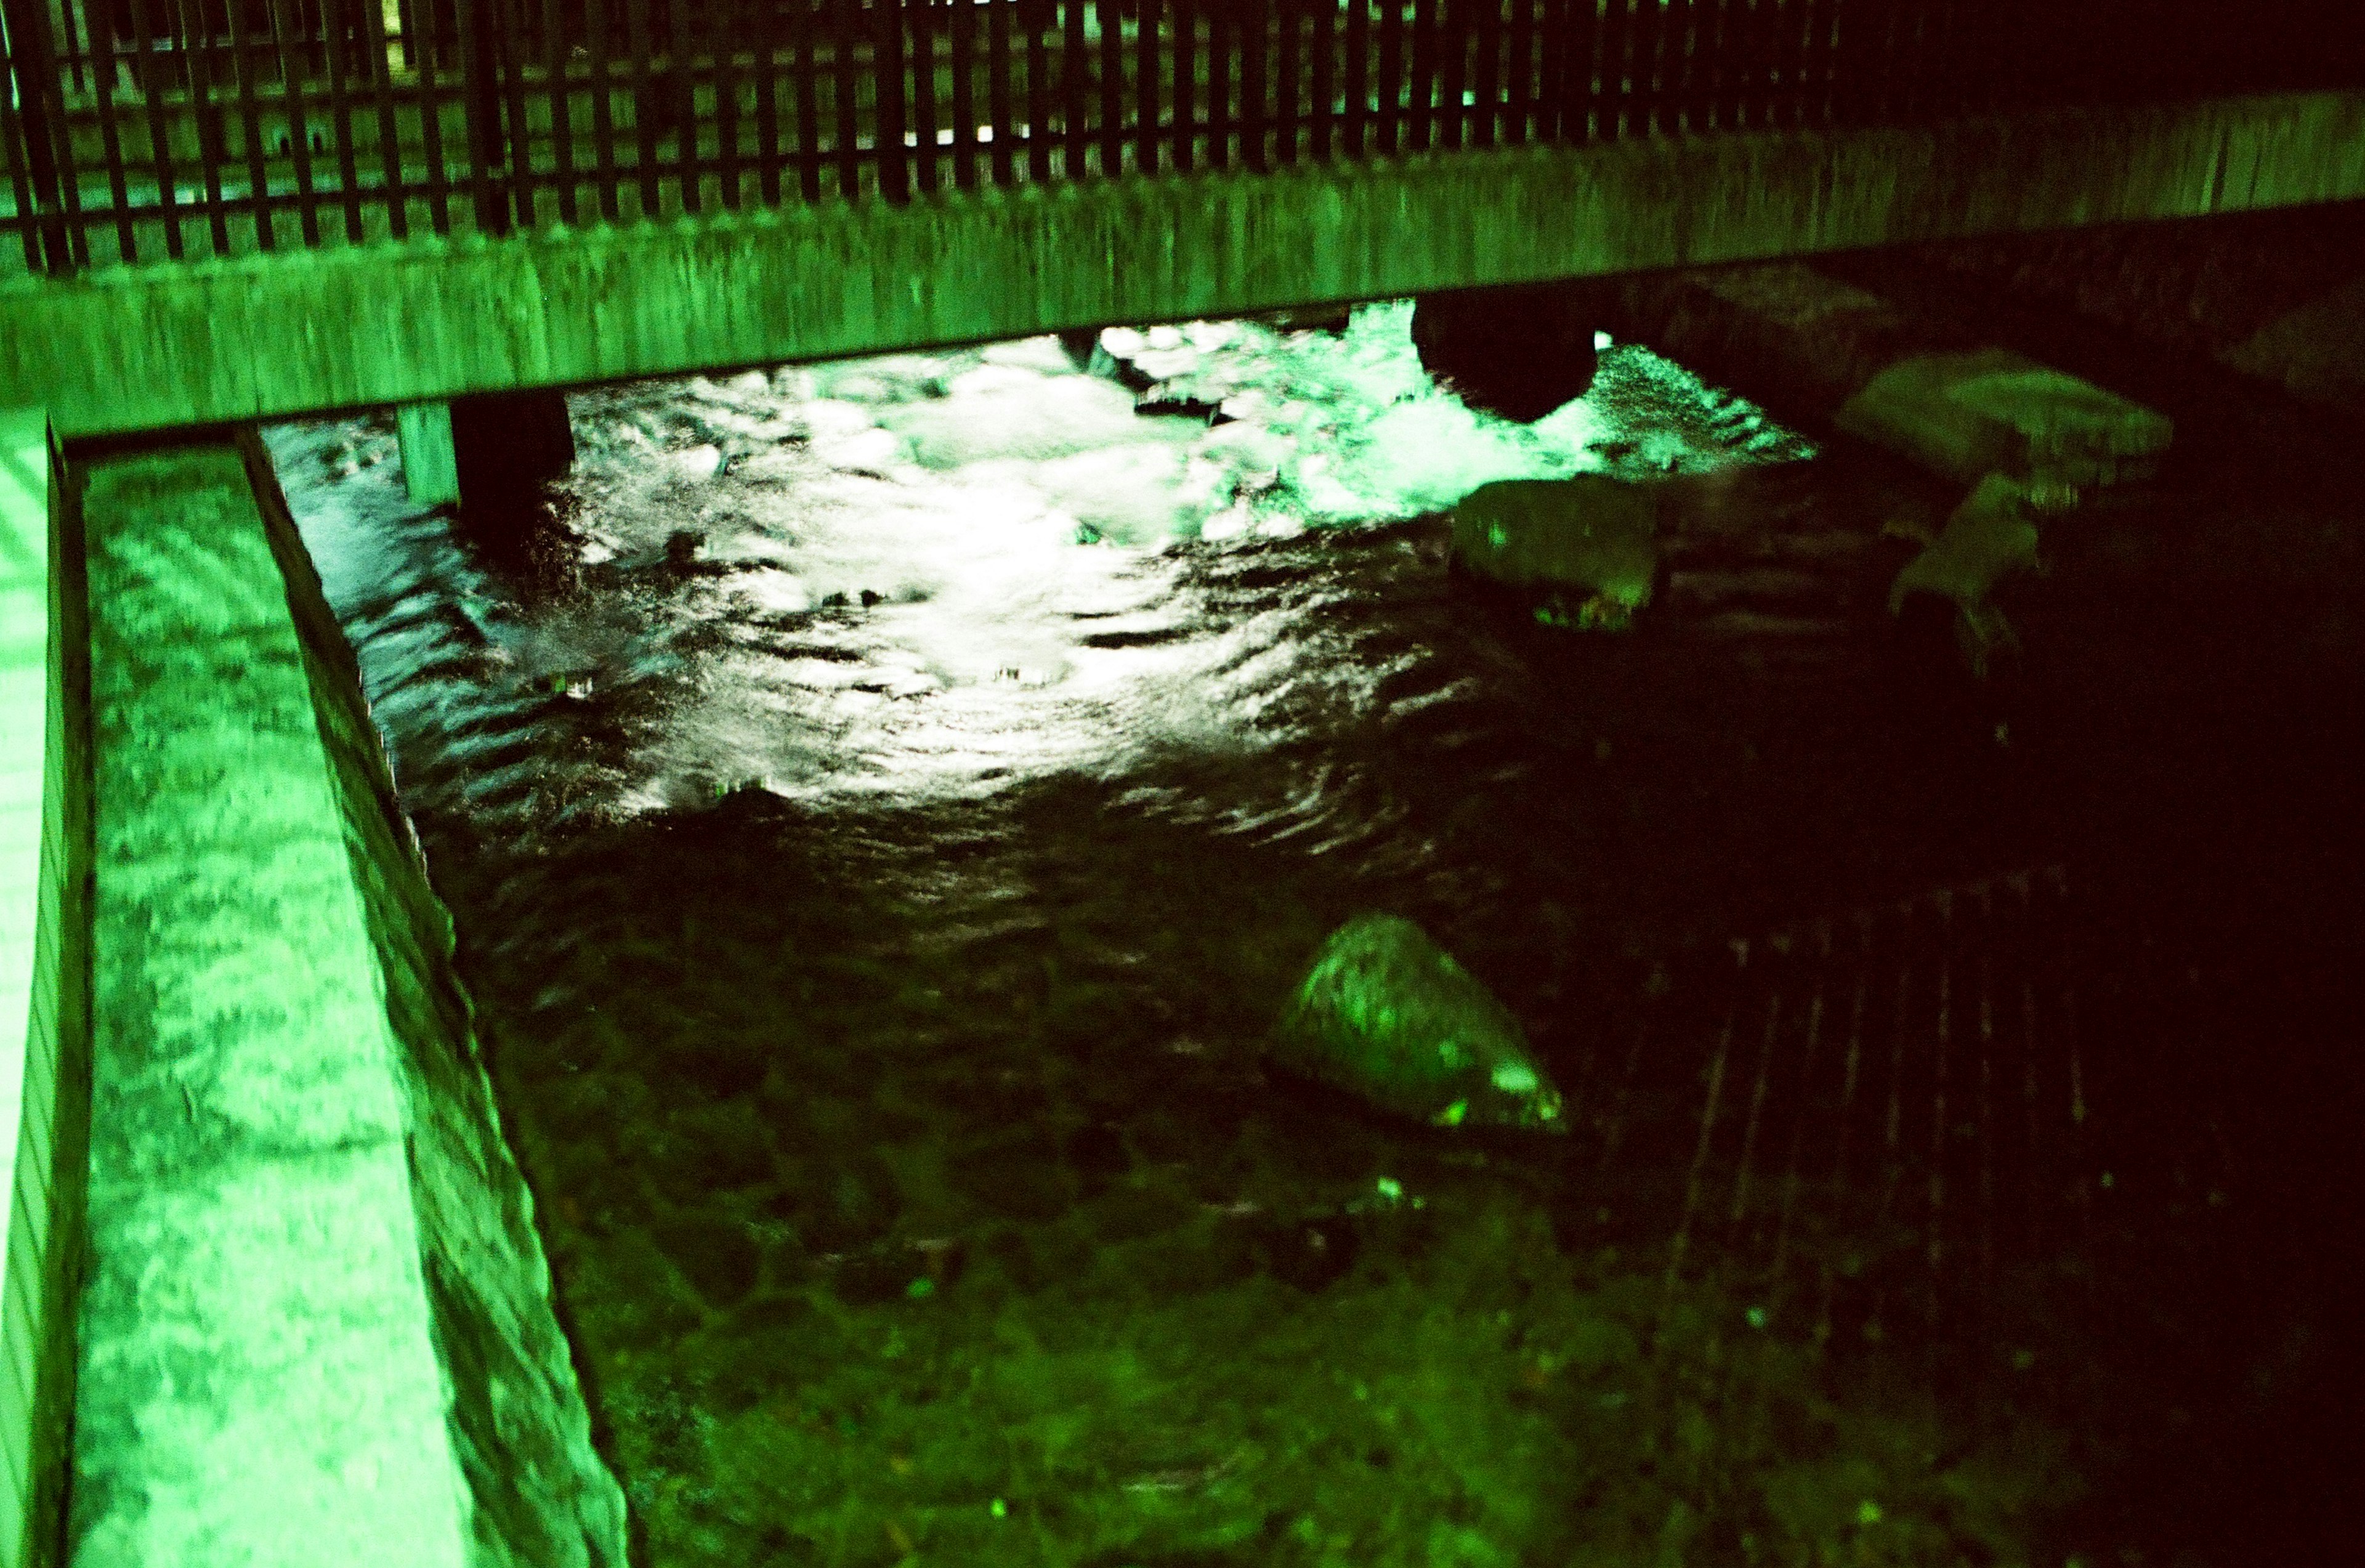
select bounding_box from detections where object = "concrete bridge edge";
[50,429,626,1567]
[0,407,91,1568]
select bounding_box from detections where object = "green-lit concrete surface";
[5,91,2363,438]
[0,408,87,1568]
[67,434,624,1566]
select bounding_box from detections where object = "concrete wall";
[64,431,625,1567]
[4,90,2363,438]
[0,409,91,1568]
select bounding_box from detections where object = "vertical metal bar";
[1,17,44,272]
[541,0,576,221]
[911,0,938,193]
[125,0,187,255]
[1502,0,1532,142]
[184,0,237,250]
[1023,0,1048,180]
[357,0,408,236]
[1471,0,1503,147]
[266,0,324,245]
[1437,0,1466,149]
[1924,891,1953,1328]
[876,0,907,200]
[586,0,619,219]
[1599,0,1632,135]
[1633,0,1667,132]
[1683,0,1713,130]
[1665,940,1747,1303]
[323,0,366,238]
[1167,0,1191,174]
[829,0,857,198]
[790,0,819,200]
[1305,0,1328,160]
[1405,0,1434,151]
[625,0,658,215]
[1375,0,1401,153]
[85,0,139,259]
[1286,0,1305,164]
[1131,0,1155,176]
[714,0,743,208]
[986,0,1011,183]
[227,0,278,248]
[1342,0,1366,157]
[1239,0,1265,172]
[453,0,504,232]
[1096,0,1119,176]
[948,0,976,189]
[56,0,85,94]
[1204,0,1228,166]
[668,0,696,212]
[503,0,539,224]
[409,0,454,234]
[1060,0,1084,177]
[752,0,782,203]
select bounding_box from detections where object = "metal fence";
[4,0,2360,277]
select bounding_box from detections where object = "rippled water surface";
[272,304,2364,1567]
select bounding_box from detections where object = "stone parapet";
[65,433,624,1567]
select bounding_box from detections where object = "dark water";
[272,310,2364,1567]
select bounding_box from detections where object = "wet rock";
[581,1230,707,1348]
[1061,1121,1132,1197]
[1271,913,1567,1133]
[1128,1212,1263,1296]
[642,1101,777,1203]
[772,1150,905,1254]
[651,1214,764,1309]
[950,1132,1074,1221]
[1888,472,2046,677]
[1450,476,1662,631]
[692,1298,844,1414]
[1253,1213,1362,1294]
[1086,1178,1197,1245]
[830,1243,929,1307]
[1412,282,1602,422]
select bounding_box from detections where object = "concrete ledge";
[5,91,2363,438]
[0,408,91,1568]
[66,434,623,1566]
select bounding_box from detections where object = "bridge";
[0,2,2362,1564]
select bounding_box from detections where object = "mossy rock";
[1450,476,1660,617]
[1271,913,1567,1133]
[950,1132,1074,1222]
[652,1214,764,1308]
[1086,1178,1199,1245]
[772,1149,905,1254]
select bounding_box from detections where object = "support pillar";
[394,402,458,507]
[450,389,575,511]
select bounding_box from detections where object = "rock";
[1271,914,1567,1132]
[651,1214,763,1308]
[1888,472,2047,677]
[1412,281,1601,422]
[1450,475,1661,629]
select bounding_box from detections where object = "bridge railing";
[4,2,2361,277]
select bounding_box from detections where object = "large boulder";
[1450,475,1661,629]
[1412,281,1602,422]
[1272,914,1567,1133]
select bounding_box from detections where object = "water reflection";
[263,300,2334,1568]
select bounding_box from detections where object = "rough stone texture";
[5,91,2362,437]
[1583,263,2173,490]
[67,438,626,1568]
[1449,477,1660,606]
[0,408,89,1568]
[1271,914,1566,1133]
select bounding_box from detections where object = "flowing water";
[269,303,2364,1567]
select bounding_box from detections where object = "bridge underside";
[4,89,2362,440]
